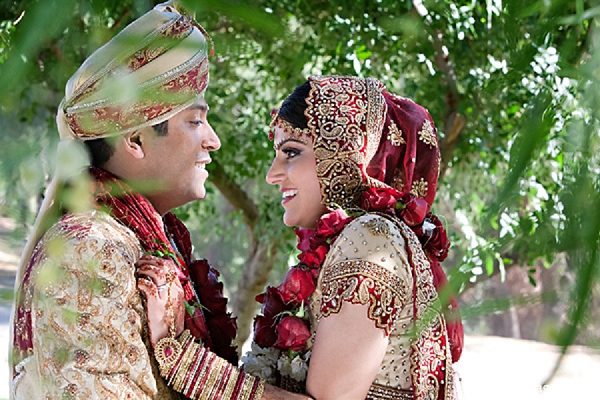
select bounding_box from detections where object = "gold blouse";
[308,213,455,399]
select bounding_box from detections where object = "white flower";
[241,342,281,384]
[277,354,293,376]
[276,351,311,382]
[289,354,309,381]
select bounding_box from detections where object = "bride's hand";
[136,255,186,348]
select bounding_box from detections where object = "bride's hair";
[277,81,311,129]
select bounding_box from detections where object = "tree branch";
[411,3,466,178]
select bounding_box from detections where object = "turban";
[56,1,212,140]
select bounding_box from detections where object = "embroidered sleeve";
[156,330,265,399]
[318,214,412,335]
[28,214,156,398]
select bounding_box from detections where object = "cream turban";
[56,0,212,140]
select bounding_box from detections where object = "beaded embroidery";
[410,178,429,199]
[305,75,387,209]
[387,122,406,147]
[418,119,437,148]
[320,259,409,335]
[269,115,310,144]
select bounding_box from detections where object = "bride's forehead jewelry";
[268,108,310,145]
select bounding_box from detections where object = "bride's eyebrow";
[274,137,308,150]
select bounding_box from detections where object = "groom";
[10,2,308,400]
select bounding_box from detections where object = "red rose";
[187,259,211,286]
[361,187,401,211]
[278,267,316,304]
[207,313,238,349]
[188,260,228,312]
[184,305,210,340]
[318,208,353,237]
[295,228,315,253]
[256,286,290,318]
[423,215,450,261]
[274,316,311,351]
[297,244,328,267]
[253,315,278,348]
[400,196,428,227]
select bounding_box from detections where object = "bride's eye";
[282,147,301,159]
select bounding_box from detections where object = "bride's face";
[266,126,328,229]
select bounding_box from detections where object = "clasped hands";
[137,255,186,348]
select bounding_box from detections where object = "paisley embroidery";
[12,212,170,399]
[319,259,408,335]
[305,76,387,209]
[363,218,392,238]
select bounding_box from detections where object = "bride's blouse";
[308,213,455,399]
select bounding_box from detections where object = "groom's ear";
[122,130,146,159]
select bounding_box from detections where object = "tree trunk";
[231,236,279,352]
[209,161,282,352]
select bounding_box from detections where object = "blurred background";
[1,0,599,398]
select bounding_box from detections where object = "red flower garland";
[253,208,354,353]
[91,167,238,364]
[163,213,239,365]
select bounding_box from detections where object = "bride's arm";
[306,302,388,400]
[305,215,411,400]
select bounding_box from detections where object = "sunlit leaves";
[1,0,600,360]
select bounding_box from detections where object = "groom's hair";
[83,120,169,167]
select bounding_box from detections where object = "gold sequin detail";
[394,220,455,400]
[270,117,310,145]
[320,259,408,335]
[367,383,414,399]
[410,178,428,198]
[418,119,437,148]
[387,122,406,146]
[364,218,392,238]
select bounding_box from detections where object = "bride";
[245,75,463,400]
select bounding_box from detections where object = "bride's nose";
[266,157,284,185]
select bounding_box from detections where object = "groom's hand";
[136,255,185,347]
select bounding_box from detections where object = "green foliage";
[1,0,600,370]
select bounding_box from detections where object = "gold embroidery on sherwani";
[12,211,182,399]
[387,122,406,146]
[418,119,437,148]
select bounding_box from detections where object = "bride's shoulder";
[340,212,404,239]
